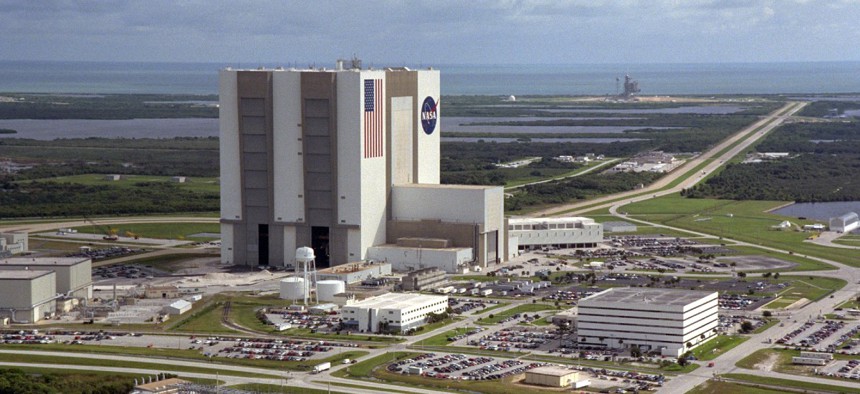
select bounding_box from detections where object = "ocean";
[1,61,859,96]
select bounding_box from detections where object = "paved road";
[0,216,218,234]
[531,102,805,217]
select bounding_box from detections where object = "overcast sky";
[2,0,859,64]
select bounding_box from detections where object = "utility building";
[576,287,718,357]
[506,217,602,256]
[0,270,57,323]
[219,63,504,269]
[830,212,859,233]
[0,257,92,299]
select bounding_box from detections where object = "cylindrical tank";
[280,277,308,300]
[317,280,346,302]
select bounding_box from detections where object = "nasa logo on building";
[421,96,438,135]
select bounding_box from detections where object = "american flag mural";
[364,79,383,158]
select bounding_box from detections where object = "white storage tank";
[317,280,346,302]
[280,277,308,300]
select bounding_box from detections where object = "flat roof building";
[401,267,447,291]
[0,257,92,299]
[577,287,718,357]
[0,270,57,323]
[219,65,504,270]
[506,217,602,256]
[524,366,581,387]
[341,292,448,333]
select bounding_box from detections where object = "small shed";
[171,176,187,183]
[164,299,192,315]
[104,174,121,181]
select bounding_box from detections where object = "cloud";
[0,0,857,63]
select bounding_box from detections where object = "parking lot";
[386,352,666,391]
[1,330,357,362]
[817,358,860,380]
[777,321,860,352]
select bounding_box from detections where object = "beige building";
[524,366,580,387]
[144,285,182,299]
[0,257,92,299]
[0,270,57,323]
[402,267,446,291]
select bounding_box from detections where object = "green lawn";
[23,173,220,193]
[722,373,859,394]
[0,352,279,378]
[692,335,748,361]
[689,380,787,394]
[70,222,219,240]
[229,384,349,394]
[413,327,473,347]
[168,301,239,334]
[621,195,859,267]
[332,351,418,378]
[476,303,560,325]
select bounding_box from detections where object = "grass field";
[228,383,349,394]
[621,195,860,267]
[475,304,560,325]
[332,351,418,378]
[0,352,278,378]
[692,335,748,361]
[722,373,859,393]
[71,222,220,240]
[22,174,220,193]
[413,327,474,347]
[689,380,787,394]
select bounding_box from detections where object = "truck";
[312,362,331,373]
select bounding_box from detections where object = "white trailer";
[313,361,331,373]
[479,289,493,296]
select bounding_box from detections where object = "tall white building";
[219,64,505,269]
[576,287,719,357]
[340,292,448,333]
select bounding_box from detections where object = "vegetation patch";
[691,335,747,361]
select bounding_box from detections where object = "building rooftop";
[508,217,596,225]
[0,257,90,267]
[580,287,715,306]
[526,366,578,377]
[135,378,189,392]
[0,270,54,280]
[393,183,500,191]
[348,292,447,310]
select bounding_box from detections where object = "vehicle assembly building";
[219,63,505,270]
[576,287,718,357]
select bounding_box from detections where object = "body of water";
[0,118,218,140]
[442,137,646,143]
[1,61,859,96]
[772,201,860,221]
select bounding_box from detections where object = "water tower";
[295,246,318,305]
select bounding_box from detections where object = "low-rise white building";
[830,212,859,233]
[164,299,192,315]
[576,287,719,357]
[0,232,27,256]
[507,217,602,253]
[340,293,448,333]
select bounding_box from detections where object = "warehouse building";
[317,261,392,284]
[576,287,719,357]
[0,257,93,299]
[524,366,583,388]
[340,292,448,333]
[0,231,28,257]
[219,64,505,270]
[0,270,57,323]
[830,212,859,233]
[401,268,447,291]
[506,217,602,255]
